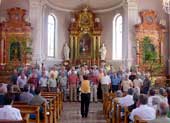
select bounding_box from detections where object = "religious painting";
[10,42,21,61]
[79,33,91,55]
[142,37,157,63]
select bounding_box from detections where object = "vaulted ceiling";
[47,0,124,11]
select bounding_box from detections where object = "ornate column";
[123,0,138,68]
[29,0,43,64]
[74,36,78,62]
[70,35,74,61]
[96,36,101,65]
[93,36,96,58]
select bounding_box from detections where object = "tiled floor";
[60,102,106,123]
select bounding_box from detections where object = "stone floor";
[60,102,106,123]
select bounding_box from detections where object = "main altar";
[68,7,102,66]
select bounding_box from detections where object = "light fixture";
[163,0,170,14]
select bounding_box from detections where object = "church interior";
[0,0,170,123]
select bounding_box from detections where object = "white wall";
[41,5,123,67]
[0,0,29,19]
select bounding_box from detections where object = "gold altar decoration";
[0,8,32,66]
[135,10,166,73]
[68,7,102,66]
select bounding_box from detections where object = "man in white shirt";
[0,94,22,120]
[148,88,158,106]
[17,72,27,91]
[129,94,156,121]
[148,102,170,123]
[157,88,168,104]
[119,88,134,107]
[100,71,111,98]
[39,71,48,91]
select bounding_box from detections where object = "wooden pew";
[105,98,112,123]
[134,115,148,123]
[103,93,115,123]
[41,92,62,119]
[13,101,48,123]
[103,93,109,114]
[112,100,118,123]
[124,106,130,123]
[13,104,40,123]
[42,95,57,123]
[0,113,29,123]
[112,99,122,123]
[103,92,115,117]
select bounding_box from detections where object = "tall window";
[47,14,56,57]
[112,14,122,60]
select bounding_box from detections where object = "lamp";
[163,0,170,14]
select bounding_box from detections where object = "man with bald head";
[149,102,170,123]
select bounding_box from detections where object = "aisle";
[60,102,106,123]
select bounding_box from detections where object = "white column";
[167,15,170,75]
[123,0,138,69]
[29,0,43,64]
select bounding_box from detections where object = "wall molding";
[42,0,126,13]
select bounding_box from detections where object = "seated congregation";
[0,64,63,123]
[103,87,170,123]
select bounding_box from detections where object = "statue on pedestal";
[63,43,70,60]
[99,43,107,60]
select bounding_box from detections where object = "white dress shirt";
[0,105,22,120]
[100,75,111,85]
[17,76,27,89]
[119,95,134,107]
[148,95,159,106]
[157,95,168,104]
[39,77,48,87]
[129,105,156,121]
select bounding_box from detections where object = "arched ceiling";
[46,0,124,11]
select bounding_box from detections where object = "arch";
[112,13,122,60]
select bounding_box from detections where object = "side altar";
[68,7,102,66]
[0,8,32,67]
[0,8,32,82]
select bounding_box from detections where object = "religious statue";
[10,42,21,61]
[63,43,70,60]
[99,43,107,60]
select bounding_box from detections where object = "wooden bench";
[0,113,29,123]
[124,106,130,123]
[13,104,40,123]
[110,99,118,123]
[103,92,115,123]
[103,92,115,117]
[41,92,62,119]
[14,101,48,123]
[42,95,57,123]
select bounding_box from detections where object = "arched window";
[47,14,56,57]
[112,14,122,60]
